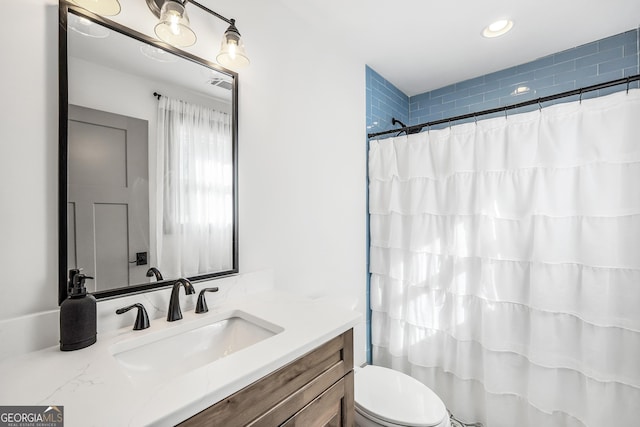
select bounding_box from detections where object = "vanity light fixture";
[216,19,250,68]
[146,0,250,68]
[69,0,121,16]
[482,19,514,38]
[69,0,250,68]
[154,0,197,47]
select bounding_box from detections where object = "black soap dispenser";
[60,269,97,351]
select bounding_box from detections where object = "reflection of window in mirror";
[156,96,234,279]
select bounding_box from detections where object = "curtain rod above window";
[368,74,640,139]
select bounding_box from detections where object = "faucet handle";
[195,287,219,314]
[116,303,150,330]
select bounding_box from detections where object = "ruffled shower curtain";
[368,89,640,427]
[156,96,233,279]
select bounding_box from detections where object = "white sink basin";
[110,310,283,385]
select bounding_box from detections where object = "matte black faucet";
[195,287,219,313]
[146,267,164,281]
[167,278,195,322]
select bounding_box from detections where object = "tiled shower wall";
[365,66,409,136]
[364,27,639,362]
[366,28,640,134]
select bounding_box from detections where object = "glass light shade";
[70,0,121,16]
[154,1,197,47]
[216,24,250,69]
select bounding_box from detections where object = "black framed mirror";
[59,2,238,304]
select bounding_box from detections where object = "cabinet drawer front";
[281,375,348,427]
[180,329,353,427]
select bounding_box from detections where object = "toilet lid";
[355,365,447,427]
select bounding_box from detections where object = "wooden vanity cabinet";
[179,329,354,427]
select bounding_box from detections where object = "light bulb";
[228,42,237,59]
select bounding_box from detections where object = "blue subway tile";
[624,66,640,77]
[429,101,456,114]
[528,76,556,92]
[412,107,429,118]
[599,30,638,51]
[412,93,430,104]
[499,90,538,107]
[499,71,535,88]
[579,69,623,90]
[455,93,485,108]
[471,99,500,112]
[456,75,485,90]
[431,83,456,98]
[623,41,639,57]
[576,47,623,68]
[430,100,456,114]
[448,106,471,118]
[554,65,597,84]
[553,42,598,64]
[599,55,639,74]
[443,88,469,103]
[516,55,555,73]
[534,60,576,79]
[410,113,443,126]
[483,85,515,101]
[484,66,518,83]
[427,96,444,107]
[468,79,500,95]
[534,82,576,98]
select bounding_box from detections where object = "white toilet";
[354,365,451,427]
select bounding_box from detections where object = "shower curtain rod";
[367,74,640,139]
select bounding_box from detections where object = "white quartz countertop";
[0,290,361,426]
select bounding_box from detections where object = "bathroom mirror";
[59,4,238,304]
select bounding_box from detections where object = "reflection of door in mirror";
[67,105,149,291]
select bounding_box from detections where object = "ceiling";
[277,0,640,96]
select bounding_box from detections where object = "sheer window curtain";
[368,90,640,427]
[156,96,233,279]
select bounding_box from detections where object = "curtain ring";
[579,89,583,104]
[538,99,543,112]
[474,114,478,125]
[504,107,508,120]
[627,77,631,94]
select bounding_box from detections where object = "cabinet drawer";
[282,371,354,427]
[179,329,353,427]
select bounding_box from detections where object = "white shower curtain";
[156,96,233,279]
[368,89,640,427]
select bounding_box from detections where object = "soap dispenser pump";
[60,269,97,351]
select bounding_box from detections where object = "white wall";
[0,1,367,363]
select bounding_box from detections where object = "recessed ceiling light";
[482,19,514,38]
